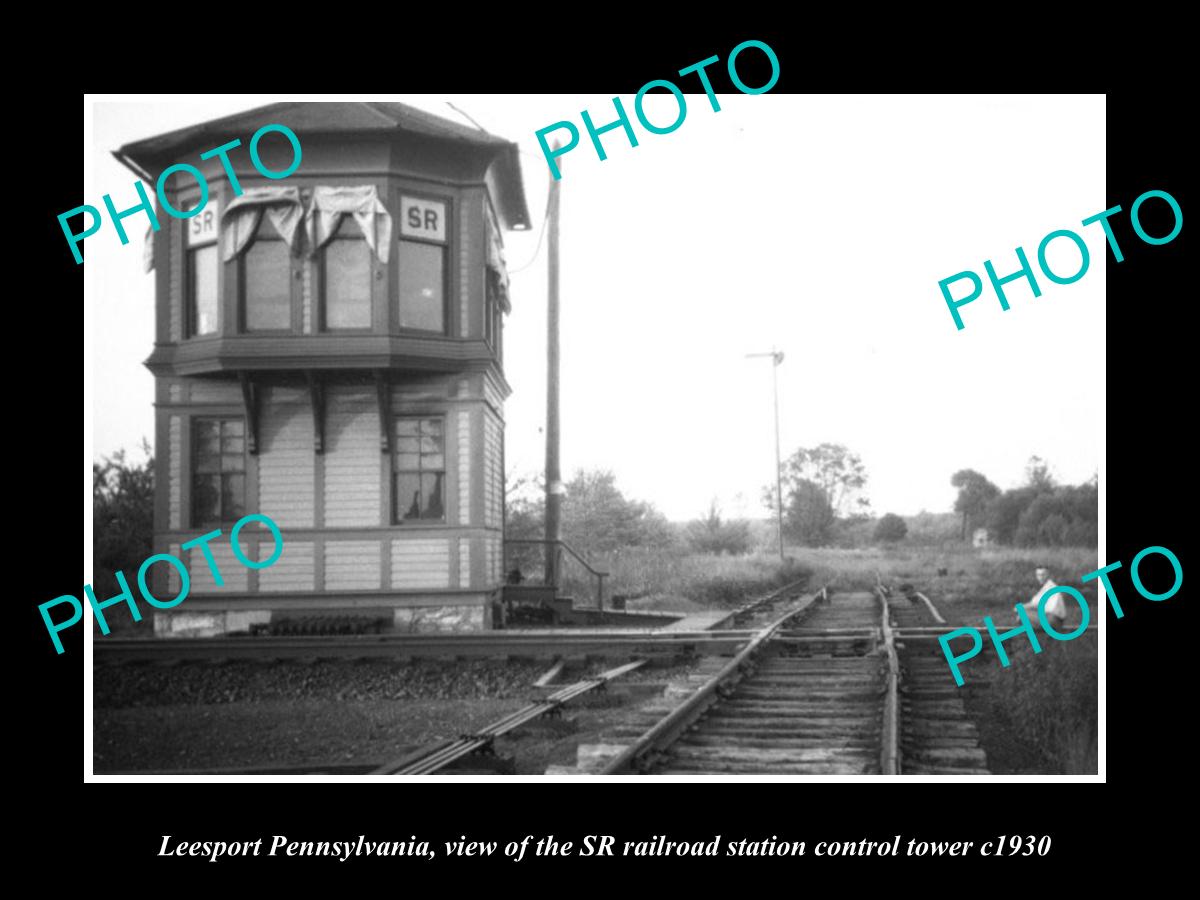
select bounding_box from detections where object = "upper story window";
[192,417,246,526]
[187,243,219,337]
[242,217,292,332]
[185,200,220,338]
[398,196,447,334]
[485,269,503,361]
[322,216,372,330]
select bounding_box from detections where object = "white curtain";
[220,186,304,262]
[143,225,155,273]
[485,204,510,309]
[305,185,392,264]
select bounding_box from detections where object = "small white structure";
[972,527,991,548]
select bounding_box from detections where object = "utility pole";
[545,146,563,589]
[746,349,785,561]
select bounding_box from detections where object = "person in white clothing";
[1022,566,1066,631]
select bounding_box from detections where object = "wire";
[445,101,488,133]
[440,98,551,274]
[508,198,551,274]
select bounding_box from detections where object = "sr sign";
[187,201,218,247]
[400,196,446,243]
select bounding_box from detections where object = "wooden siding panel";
[168,415,182,530]
[190,380,242,404]
[324,540,382,591]
[189,537,249,593]
[483,375,504,414]
[483,411,502,529]
[167,542,182,594]
[258,387,314,528]
[324,386,381,527]
[259,539,315,592]
[302,264,313,334]
[457,410,471,526]
[458,537,471,589]
[391,538,450,589]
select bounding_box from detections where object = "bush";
[874,513,908,543]
[686,502,752,555]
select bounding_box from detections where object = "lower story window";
[193,418,246,526]
[393,417,444,522]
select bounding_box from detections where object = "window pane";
[221,435,245,455]
[395,419,419,437]
[224,420,244,437]
[190,244,219,336]
[398,241,444,332]
[193,475,220,523]
[195,419,219,444]
[222,474,246,520]
[245,239,291,330]
[325,234,371,329]
[395,452,420,470]
[396,472,422,521]
[422,473,444,520]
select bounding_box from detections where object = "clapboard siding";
[458,537,471,589]
[483,375,504,413]
[168,416,182,530]
[484,534,500,585]
[167,542,182,594]
[391,538,450,589]
[325,540,382,591]
[392,379,449,404]
[302,265,313,334]
[258,387,314,528]
[324,386,381,527]
[190,380,242,404]
[483,411,502,528]
[189,537,248,592]
[457,410,471,525]
[259,540,315,592]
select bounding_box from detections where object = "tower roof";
[116,101,530,230]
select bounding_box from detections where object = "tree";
[950,469,1001,539]
[561,469,675,553]
[93,444,155,602]
[874,513,908,543]
[777,443,870,518]
[686,499,752,555]
[1025,455,1055,491]
[784,478,837,547]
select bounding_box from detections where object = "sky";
[87,94,1104,522]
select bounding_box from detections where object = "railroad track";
[94,630,756,663]
[372,579,814,775]
[600,580,991,775]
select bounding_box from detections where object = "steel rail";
[373,660,646,775]
[707,577,814,631]
[912,592,946,624]
[95,630,757,662]
[876,581,901,776]
[599,586,826,774]
[896,625,1099,639]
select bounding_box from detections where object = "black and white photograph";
[83,92,1104,780]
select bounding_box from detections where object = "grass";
[560,548,809,615]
